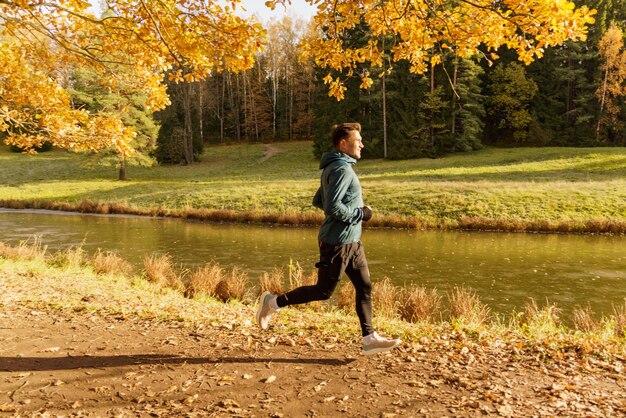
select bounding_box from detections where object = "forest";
[150,0,626,163]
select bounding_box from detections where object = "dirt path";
[2,305,625,417]
[258,144,285,163]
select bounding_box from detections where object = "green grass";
[1,143,625,232]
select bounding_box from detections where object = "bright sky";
[237,0,317,23]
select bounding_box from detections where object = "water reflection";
[1,209,624,316]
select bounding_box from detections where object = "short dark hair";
[331,123,361,148]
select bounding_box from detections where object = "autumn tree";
[68,67,159,180]
[0,0,266,157]
[596,23,626,142]
[269,0,595,100]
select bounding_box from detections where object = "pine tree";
[68,67,158,179]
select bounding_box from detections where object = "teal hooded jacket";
[313,151,366,245]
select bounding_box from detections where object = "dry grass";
[0,236,47,261]
[214,266,249,302]
[448,286,491,326]
[184,262,224,299]
[283,260,324,311]
[336,282,355,311]
[287,260,316,289]
[50,246,86,269]
[2,198,625,234]
[372,277,399,319]
[521,298,562,338]
[259,267,285,295]
[399,285,442,323]
[612,299,626,338]
[572,304,598,333]
[92,249,134,276]
[143,254,184,291]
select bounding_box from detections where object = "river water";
[1,209,624,317]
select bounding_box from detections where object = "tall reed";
[448,286,491,326]
[372,277,399,319]
[50,246,86,270]
[259,267,285,295]
[0,236,47,261]
[521,298,561,339]
[214,266,249,302]
[399,285,441,323]
[143,254,184,291]
[612,299,626,338]
[184,262,224,299]
[92,249,134,276]
[572,304,597,333]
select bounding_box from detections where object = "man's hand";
[362,206,373,222]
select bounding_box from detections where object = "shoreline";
[1,198,625,235]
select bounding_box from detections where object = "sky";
[237,0,317,23]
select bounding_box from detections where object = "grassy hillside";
[1,143,625,232]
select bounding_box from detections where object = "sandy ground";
[2,303,626,417]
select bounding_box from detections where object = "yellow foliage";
[0,0,266,155]
[288,0,596,99]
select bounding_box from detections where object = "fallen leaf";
[314,381,327,392]
[0,405,16,413]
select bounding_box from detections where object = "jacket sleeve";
[312,187,323,209]
[324,166,363,224]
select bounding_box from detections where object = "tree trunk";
[451,58,458,135]
[197,81,203,144]
[118,157,126,181]
[430,63,436,148]
[182,82,194,164]
[234,73,241,142]
[382,37,388,158]
[220,73,225,143]
[596,66,609,140]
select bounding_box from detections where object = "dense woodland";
[149,0,626,163]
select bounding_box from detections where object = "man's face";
[340,131,364,159]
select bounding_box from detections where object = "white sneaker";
[256,291,276,330]
[362,332,401,356]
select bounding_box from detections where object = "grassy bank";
[1,143,625,233]
[1,240,625,358]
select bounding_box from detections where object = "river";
[1,208,624,317]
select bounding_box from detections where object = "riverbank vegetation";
[1,142,625,233]
[1,239,625,358]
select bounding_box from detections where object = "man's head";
[331,122,364,159]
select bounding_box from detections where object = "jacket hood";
[319,151,356,169]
